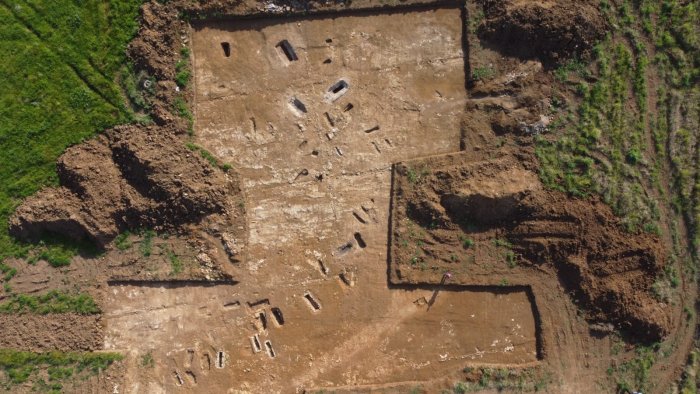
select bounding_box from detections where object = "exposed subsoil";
[0,313,102,352]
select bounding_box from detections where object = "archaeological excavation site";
[1,0,699,393]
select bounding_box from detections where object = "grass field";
[0,0,143,263]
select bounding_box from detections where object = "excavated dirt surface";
[97,5,541,392]
[2,0,694,393]
[0,314,102,352]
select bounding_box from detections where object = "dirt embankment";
[9,125,236,247]
[476,0,606,66]
[392,154,670,343]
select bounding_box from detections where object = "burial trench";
[102,3,543,391]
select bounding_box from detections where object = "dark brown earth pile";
[391,153,670,343]
[476,0,606,65]
[9,125,234,247]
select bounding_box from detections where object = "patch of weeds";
[141,352,155,368]
[0,349,122,387]
[114,231,131,251]
[185,142,232,172]
[406,166,429,184]
[460,235,474,249]
[454,366,552,392]
[0,263,16,282]
[492,238,513,249]
[611,344,659,393]
[27,234,100,268]
[175,47,191,88]
[471,65,495,81]
[683,306,694,322]
[505,251,517,268]
[0,291,100,315]
[119,63,154,114]
[554,58,589,82]
[139,229,155,257]
[499,278,509,286]
[168,250,183,275]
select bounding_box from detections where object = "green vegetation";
[185,142,233,172]
[492,238,513,249]
[453,367,552,393]
[610,344,658,393]
[25,234,100,267]
[140,352,155,368]
[0,349,121,389]
[536,0,698,237]
[139,229,155,257]
[168,250,183,275]
[0,0,144,263]
[0,291,100,315]
[175,47,191,88]
[471,65,495,81]
[460,235,474,249]
[406,165,430,184]
[114,231,132,251]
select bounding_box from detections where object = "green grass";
[471,65,495,81]
[0,291,100,315]
[611,344,658,393]
[185,142,233,172]
[0,349,122,388]
[175,47,191,88]
[114,231,132,251]
[139,229,155,257]
[168,250,182,275]
[0,0,143,264]
[454,367,552,393]
[536,6,664,233]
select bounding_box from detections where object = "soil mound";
[476,0,606,65]
[391,153,670,343]
[9,125,235,247]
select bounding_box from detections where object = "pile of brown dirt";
[9,125,236,247]
[391,152,670,343]
[475,0,606,66]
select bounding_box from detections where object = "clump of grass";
[505,251,517,268]
[168,250,183,275]
[139,229,155,257]
[114,231,131,251]
[460,235,474,249]
[185,142,233,172]
[25,234,100,268]
[492,238,513,249]
[0,291,100,315]
[175,47,191,88]
[140,352,155,368]
[406,166,429,184]
[471,65,495,81]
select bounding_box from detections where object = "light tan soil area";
[104,283,537,391]
[98,7,542,392]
